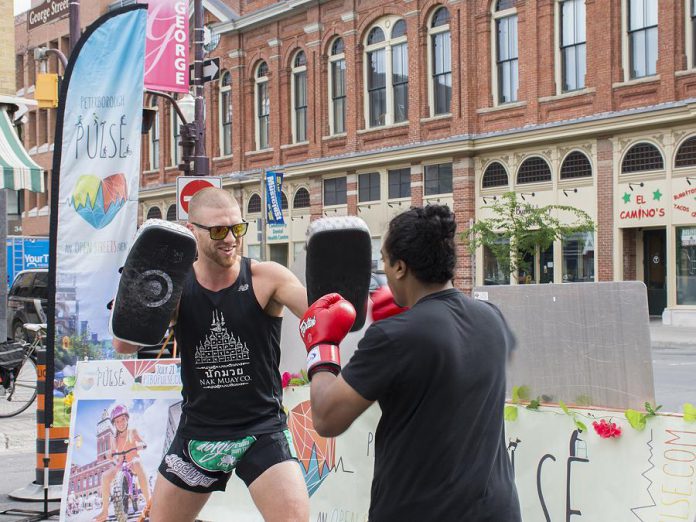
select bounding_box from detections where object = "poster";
[144,0,189,93]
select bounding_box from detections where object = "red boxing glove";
[300,293,356,379]
[370,286,408,322]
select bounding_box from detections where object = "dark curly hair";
[383,204,457,284]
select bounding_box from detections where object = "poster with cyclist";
[60,359,182,522]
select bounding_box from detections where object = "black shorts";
[158,429,298,493]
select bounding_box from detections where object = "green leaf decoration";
[575,394,592,406]
[575,420,587,433]
[526,398,541,411]
[625,409,647,431]
[504,405,519,422]
[559,400,570,416]
[683,403,696,423]
[512,385,530,404]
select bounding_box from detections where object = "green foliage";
[558,400,586,433]
[504,405,519,421]
[624,402,663,432]
[465,192,594,281]
[526,398,541,410]
[683,403,696,423]
[512,385,530,404]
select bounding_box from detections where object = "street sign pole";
[192,0,209,176]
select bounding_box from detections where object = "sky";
[14,0,31,16]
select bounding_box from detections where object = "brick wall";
[596,138,614,281]
[622,228,637,281]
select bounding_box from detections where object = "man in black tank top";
[303,205,521,522]
[114,188,309,522]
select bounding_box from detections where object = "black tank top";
[174,257,286,440]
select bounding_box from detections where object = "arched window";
[364,17,409,128]
[621,142,664,173]
[482,162,509,188]
[220,71,232,156]
[247,193,262,214]
[493,0,518,105]
[291,51,307,143]
[293,187,310,208]
[149,101,159,170]
[146,206,162,220]
[517,156,552,184]
[675,136,696,168]
[255,62,270,150]
[166,204,177,221]
[429,7,451,116]
[560,151,592,179]
[280,191,289,210]
[329,38,346,135]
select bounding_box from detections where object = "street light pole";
[192,0,209,176]
[69,0,80,54]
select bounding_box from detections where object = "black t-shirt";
[342,288,521,522]
[175,257,286,440]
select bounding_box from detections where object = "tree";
[466,192,594,283]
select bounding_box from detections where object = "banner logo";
[70,173,128,229]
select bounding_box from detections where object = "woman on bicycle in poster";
[93,404,151,522]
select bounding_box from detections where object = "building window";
[517,157,552,184]
[146,206,162,220]
[429,7,451,116]
[691,0,696,68]
[359,172,381,202]
[323,177,347,206]
[255,62,270,150]
[292,51,307,143]
[388,168,411,199]
[559,0,586,92]
[149,103,159,170]
[483,237,510,285]
[247,193,262,214]
[6,189,23,216]
[482,161,509,188]
[365,18,409,128]
[171,100,182,167]
[424,163,453,195]
[293,187,310,208]
[675,136,696,167]
[281,191,289,210]
[562,232,595,282]
[166,205,177,221]
[621,142,664,173]
[329,38,346,135]
[248,244,261,260]
[627,0,658,79]
[560,151,592,179]
[677,227,696,305]
[220,71,232,156]
[493,1,519,104]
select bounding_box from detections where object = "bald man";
[113,188,309,522]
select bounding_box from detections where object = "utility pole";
[69,0,80,53]
[192,0,209,176]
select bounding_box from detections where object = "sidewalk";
[649,317,696,350]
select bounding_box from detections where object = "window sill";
[164,166,179,171]
[612,74,660,89]
[281,141,309,150]
[476,101,527,114]
[539,87,596,103]
[357,121,410,135]
[322,133,347,141]
[420,113,452,123]
[245,148,274,156]
[675,69,696,78]
[143,170,159,175]
[213,154,234,161]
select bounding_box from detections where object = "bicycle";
[0,322,43,418]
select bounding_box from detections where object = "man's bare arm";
[309,373,373,437]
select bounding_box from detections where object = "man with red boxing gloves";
[300,204,521,522]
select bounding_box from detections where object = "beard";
[201,242,237,268]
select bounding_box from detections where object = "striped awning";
[0,107,44,193]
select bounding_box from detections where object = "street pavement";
[0,320,694,521]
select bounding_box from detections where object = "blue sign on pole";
[266,171,284,225]
[6,236,50,288]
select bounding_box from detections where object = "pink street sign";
[145,0,189,93]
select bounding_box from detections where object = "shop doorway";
[643,228,666,316]
[269,243,289,267]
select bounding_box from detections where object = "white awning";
[0,107,44,193]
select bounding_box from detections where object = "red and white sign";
[145,0,189,93]
[176,176,222,220]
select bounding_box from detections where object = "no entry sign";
[176,176,223,220]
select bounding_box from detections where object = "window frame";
[170,98,182,167]
[363,17,410,129]
[556,0,587,93]
[428,7,452,117]
[491,2,519,106]
[146,206,162,220]
[424,162,453,196]
[560,150,593,180]
[219,71,232,157]
[674,135,696,169]
[291,51,308,144]
[482,161,510,189]
[255,62,271,150]
[293,187,311,209]
[149,103,160,170]
[621,142,664,174]
[323,176,348,207]
[387,167,411,199]
[517,156,553,184]
[247,193,262,214]
[329,38,347,135]
[358,172,381,203]
[687,0,696,69]
[624,0,658,80]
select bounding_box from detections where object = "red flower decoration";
[282,372,291,388]
[593,419,622,439]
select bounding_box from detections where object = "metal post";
[260,173,267,261]
[192,0,209,176]
[0,190,7,343]
[69,1,80,54]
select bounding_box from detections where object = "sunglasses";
[191,221,249,240]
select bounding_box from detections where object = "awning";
[0,107,44,193]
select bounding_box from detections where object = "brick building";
[14,0,696,325]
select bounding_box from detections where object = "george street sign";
[189,57,220,84]
[28,0,70,30]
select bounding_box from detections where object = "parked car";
[369,271,388,294]
[7,269,48,341]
